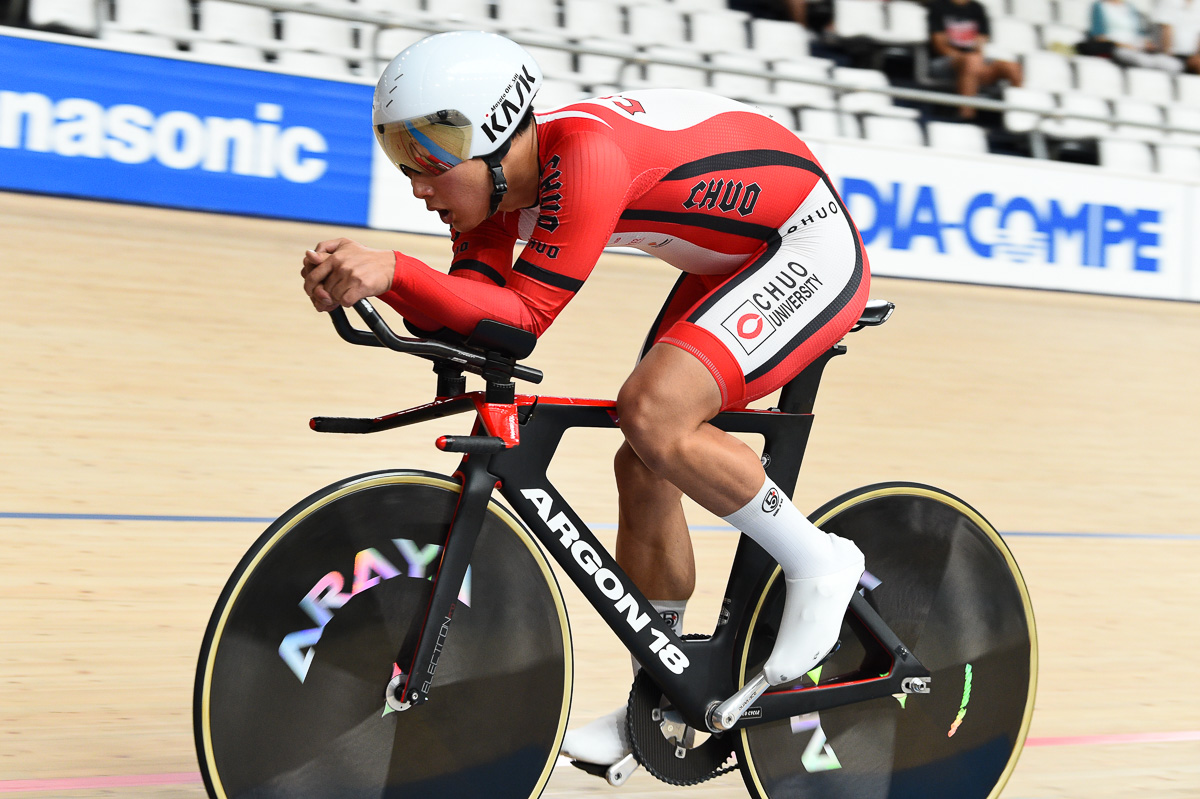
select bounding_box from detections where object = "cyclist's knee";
[613,440,648,484]
[615,388,681,474]
[614,440,682,497]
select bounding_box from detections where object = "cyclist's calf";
[612,442,694,600]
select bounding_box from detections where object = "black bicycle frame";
[315,341,930,733]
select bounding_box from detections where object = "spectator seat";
[1113,98,1166,142]
[750,17,810,59]
[689,9,754,53]
[832,66,921,118]
[112,0,193,37]
[1098,137,1154,171]
[1126,67,1176,105]
[862,114,926,147]
[927,120,990,152]
[1156,142,1200,176]
[1073,55,1126,99]
[28,0,99,34]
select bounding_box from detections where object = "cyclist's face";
[403,158,492,233]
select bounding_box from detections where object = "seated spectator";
[1088,0,1183,72]
[1156,0,1200,73]
[927,0,1023,119]
[729,0,831,35]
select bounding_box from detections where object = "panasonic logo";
[521,488,690,674]
[0,92,328,183]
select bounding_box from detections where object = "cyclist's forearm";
[382,250,538,336]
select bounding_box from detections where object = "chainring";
[626,639,738,786]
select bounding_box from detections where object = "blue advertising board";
[809,140,1195,300]
[0,32,374,225]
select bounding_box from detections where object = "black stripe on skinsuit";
[639,271,691,361]
[620,209,776,242]
[685,234,783,323]
[402,318,468,345]
[662,150,823,181]
[449,259,507,286]
[742,171,866,384]
[512,257,585,292]
[628,150,825,318]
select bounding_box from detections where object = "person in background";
[927,0,1023,119]
[3,0,28,26]
[729,0,809,26]
[1089,0,1183,71]
[1155,0,1200,73]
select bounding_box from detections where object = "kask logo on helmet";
[479,65,538,145]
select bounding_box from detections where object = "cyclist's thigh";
[651,181,871,408]
[637,271,728,361]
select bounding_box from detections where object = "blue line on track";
[1,512,1195,540]
[1000,530,1199,540]
[596,523,1199,540]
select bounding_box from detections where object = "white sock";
[633,599,687,673]
[722,476,842,579]
[651,598,686,635]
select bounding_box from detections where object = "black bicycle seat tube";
[394,455,498,708]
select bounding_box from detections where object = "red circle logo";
[737,313,764,339]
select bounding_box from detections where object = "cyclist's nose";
[410,177,434,200]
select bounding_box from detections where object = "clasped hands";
[301,238,395,312]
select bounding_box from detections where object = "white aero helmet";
[373,31,542,212]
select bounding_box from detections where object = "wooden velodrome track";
[2,188,1198,798]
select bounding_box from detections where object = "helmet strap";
[483,138,513,216]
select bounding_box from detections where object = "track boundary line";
[1,512,1197,540]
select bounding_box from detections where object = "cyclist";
[301,31,869,769]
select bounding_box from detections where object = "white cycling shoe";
[763,535,865,686]
[560,705,630,766]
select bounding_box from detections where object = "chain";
[626,635,740,786]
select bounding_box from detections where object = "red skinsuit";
[380,89,870,406]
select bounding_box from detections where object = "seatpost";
[776,344,846,415]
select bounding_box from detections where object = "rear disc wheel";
[736,482,1037,799]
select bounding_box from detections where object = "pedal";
[568,759,608,778]
[567,753,640,786]
[606,752,639,786]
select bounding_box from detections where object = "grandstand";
[8,0,1200,175]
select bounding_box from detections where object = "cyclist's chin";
[447,211,484,233]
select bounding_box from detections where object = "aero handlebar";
[329,300,544,384]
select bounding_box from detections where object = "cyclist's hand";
[301,238,394,312]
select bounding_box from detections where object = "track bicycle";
[194,297,1037,798]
